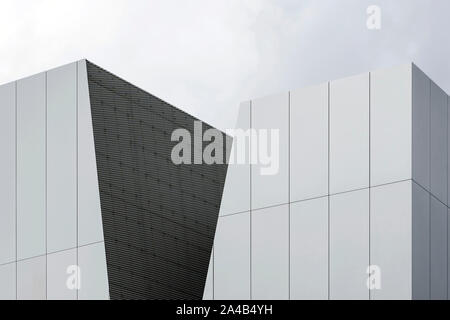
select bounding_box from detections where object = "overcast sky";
[1,0,449,130]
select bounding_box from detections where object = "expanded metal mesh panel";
[86,61,229,300]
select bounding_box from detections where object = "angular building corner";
[0,59,229,300]
[207,62,450,300]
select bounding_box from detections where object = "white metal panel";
[430,196,447,300]
[371,64,412,187]
[47,63,77,253]
[448,94,450,207]
[430,82,448,205]
[370,180,412,300]
[330,189,369,300]
[251,93,289,209]
[290,197,328,300]
[252,205,289,300]
[412,181,430,300]
[448,207,450,301]
[290,83,328,202]
[330,73,369,194]
[17,73,46,260]
[17,255,46,300]
[0,82,16,265]
[78,242,109,300]
[219,102,251,215]
[77,60,104,246]
[47,248,77,300]
[0,262,16,300]
[412,64,430,191]
[214,212,250,300]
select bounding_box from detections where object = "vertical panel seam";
[249,100,252,300]
[447,94,449,301]
[369,72,372,301]
[327,81,331,300]
[288,91,291,300]
[45,72,48,300]
[411,66,414,299]
[15,80,17,300]
[76,62,79,301]
[429,79,432,300]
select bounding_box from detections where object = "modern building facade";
[1,61,449,301]
[0,60,228,300]
[204,63,450,300]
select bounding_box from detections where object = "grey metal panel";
[219,102,250,216]
[448,208,450,301]
[252,205,289,300]
[330,73,369,194]
[202,250,213,300]
[251,93,289,210]
[77,60,104,246]
[0,82,16,265]
[330,189,369,300]
[86,61,228,299]
[290,83,328,202]
[448,95,450,208]
[47,248,77,300]
[370,181,412,300]
[290,198,328,300]
[430,196,448,300]
[412,181,430,300]
[371,64,412,186]
[78,242,109,300]
[47,63,77,253]
[412,64,430,191]
[17,73,46,260]
[0,262,16,300]
[430,82,448,205]
[214,212,250,300]
[17,255,46,300]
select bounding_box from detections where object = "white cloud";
[1,0,449,130]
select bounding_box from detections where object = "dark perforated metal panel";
[86,61,229,300]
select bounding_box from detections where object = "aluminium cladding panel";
[78,242,109,300]
[290,83,328,202]
[47,63,77,253]
[77,60,104,246]
[0,263,16,300]
[370,180,412,300]
[329,189,369,300]
[251,205,289,300]
[214,212,251,300]
[448,95,450,207]
[329,73,369,194]
[430,196,448,300]
[370,64,412,187]
[202,250,214,300]
[47,248,77,300]
[251,93,289,210]
[219,102,251,216]
[430,82,448,205]
[17,255,46,300]
[412,182,430,300]
[17,73,46,260]
[290,197,328,300]
[0,82,16,265]
[412,64,430,191]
